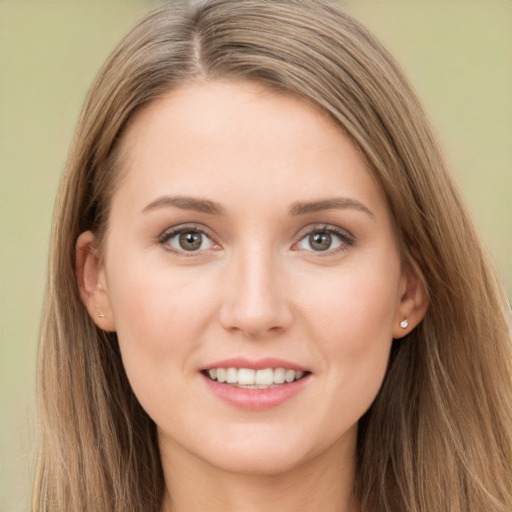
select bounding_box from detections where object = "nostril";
[218,266,293,337]
[219,305,293,339]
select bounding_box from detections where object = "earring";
[94,305,105,318]
[399,319,409,329]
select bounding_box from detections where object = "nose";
[219,247,293,339]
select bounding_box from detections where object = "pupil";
[179,231,202,251]
[310,232,331,251]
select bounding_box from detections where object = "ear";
[76,231,116,332]
[392,260,429,339]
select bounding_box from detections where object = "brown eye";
[295,226,351,254]
[161,228,216,253]
[179,231,203,251]
[309,232,332,251]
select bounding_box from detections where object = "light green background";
[1,1,510,510]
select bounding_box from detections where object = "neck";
[159,434,359,512]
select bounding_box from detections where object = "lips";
[201,358,311,410]
[203,367,306,388]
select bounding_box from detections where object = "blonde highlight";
[33,1,512,511]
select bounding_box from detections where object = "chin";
[193,427,352,478]
[207,448,311,477]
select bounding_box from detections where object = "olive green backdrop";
[1,1,510,510]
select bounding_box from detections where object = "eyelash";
[293,225,355,256]
[157,224,219,256]
[157,224,355,256]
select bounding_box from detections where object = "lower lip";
[201,373,310,411]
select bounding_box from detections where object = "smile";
[201,359,311,410]
[203,367,307,388]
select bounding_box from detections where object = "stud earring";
[399,319,409,329]
[94,305,105,318]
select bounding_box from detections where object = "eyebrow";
[142,194,375,220]
[142,195,226,215]
[289,197,375,219]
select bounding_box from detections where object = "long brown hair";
[33,1,512,510]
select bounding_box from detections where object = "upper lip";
[202,357,310,372]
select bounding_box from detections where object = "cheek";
[107,254,213,342]
[301,259,400,406]
[307,261,400,342]
[103,252,220,398]
[104,263,218,422]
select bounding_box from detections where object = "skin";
[77,80,427,512]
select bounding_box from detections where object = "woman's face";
[82,81,417,476]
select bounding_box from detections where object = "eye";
[159,227,217,253]
[295,226,353,253]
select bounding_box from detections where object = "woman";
[33,0,512,511]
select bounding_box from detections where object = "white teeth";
[217,368,226,383]
[274,367,286,384]
[237,368,256,385]
[285,369,295,383]
[226,367,237,383]
[205,367,307,386]
[255,368,274,386]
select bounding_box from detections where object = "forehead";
[113,80,387,219]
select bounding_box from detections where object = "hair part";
[33,1,512,510]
